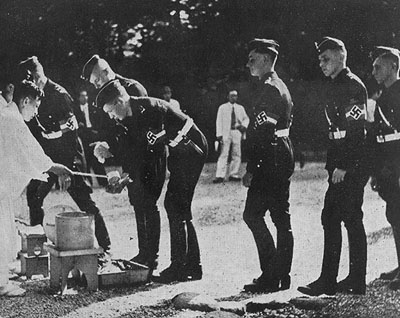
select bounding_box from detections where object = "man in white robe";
[0,80,71,297]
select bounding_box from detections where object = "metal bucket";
[55,212,94,250]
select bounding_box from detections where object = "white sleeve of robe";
[0,103,53,201]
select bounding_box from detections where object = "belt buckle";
[377,135,385,143]
[182,135,191,145]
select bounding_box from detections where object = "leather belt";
[328,130,346,140]
[377,131,400,143]
[168,118,204,156]
[274,128,289,138]
[42,131,63,139]
[169,118,194,147]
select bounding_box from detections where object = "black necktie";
[231,105,236,129]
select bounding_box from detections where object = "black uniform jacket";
[106,74,150,167]
[109,100,165,194]
[324,68,367,173]
[245,71,294,176]
[27,78,77,167]
[129,97,206,155]
[372,79,400,175]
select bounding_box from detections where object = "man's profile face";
[103,97,127,121]
[372,57,393,85]
[246,50,266,78]
[318,49,342,78]
[20,96,41,121]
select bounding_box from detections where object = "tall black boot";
[276,228,294,290]
[131,212,147,264]
[145,208,161,269]
[186,220,202,280]
[93,212,111,252]
[388,225,400,290]
[300,222,341,296]
[321,222,341,284]
[153,219,187,283]
[338,219,367,294]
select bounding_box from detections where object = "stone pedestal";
[18,252,49,279]
[44,243,103,295]
[18,228,49,278]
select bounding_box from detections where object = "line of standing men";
[298,39,400,296]
[240,37,400,296]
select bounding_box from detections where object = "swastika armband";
[146,129,166,145]
[345,104,366,121]
[60,115,78,131]
[41,115,78,139]
[254,111,279,128]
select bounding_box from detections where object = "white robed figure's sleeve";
[0,104,53,201]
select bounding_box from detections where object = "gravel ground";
[2,162,399,318]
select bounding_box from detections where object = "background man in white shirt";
[161,85,181,110]
[214,90,249,183]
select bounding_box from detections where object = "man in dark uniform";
[19,56,111,254]
[95,79,208,283]
[369,46,400,290]
[81,55,166,269]
[242,39,295,293]
[298,37,369,296]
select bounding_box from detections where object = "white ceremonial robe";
[0,102,53,285]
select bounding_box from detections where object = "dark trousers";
[320,171,368,286]
[27,173,111,251]
[127,159,166,262]
[377,166,400,266]
[164,127,207,269]
[80,133,107,187]
[243,173,293,281]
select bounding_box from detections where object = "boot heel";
[186,265,203,281]
[280,275,291,290]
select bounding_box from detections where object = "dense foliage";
[1,0,400,155]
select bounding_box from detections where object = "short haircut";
[248,38,279,61]
[379,52,400,71]
[162,85,172,93]
[13,80,44,103]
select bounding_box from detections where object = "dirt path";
[34,163,393,318]
[6,162,393,317]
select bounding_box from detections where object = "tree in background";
[1,0,400,157]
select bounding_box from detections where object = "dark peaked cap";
[18,56,42,81]
[315,36,345,54]
[81,54,101,81]
[370,45,400,61]
[19,56,41,70]
[95,79,123,108]
[248,38,279,55]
